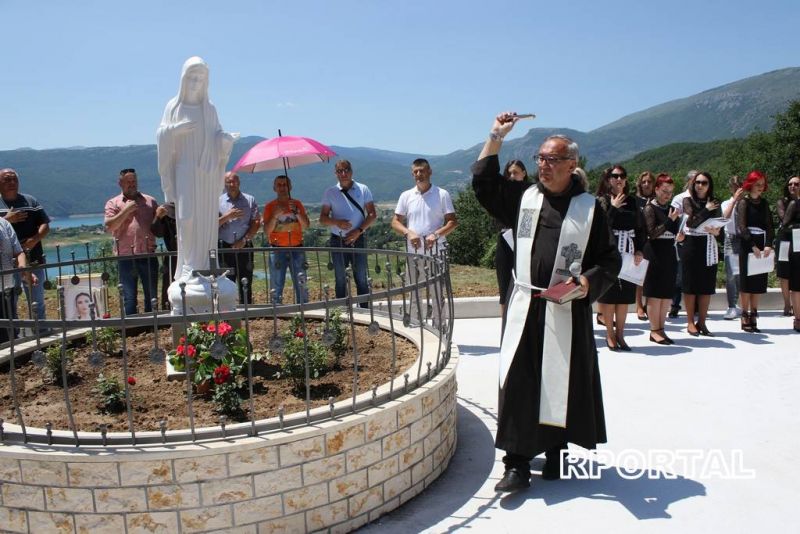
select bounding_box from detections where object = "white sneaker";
[723,307,738,320]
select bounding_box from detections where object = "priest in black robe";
[471,112,620,492]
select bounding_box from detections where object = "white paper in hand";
[618,253,649,286]
[747,253,774,276]
[793,228,800,251]
[779,241,790,262]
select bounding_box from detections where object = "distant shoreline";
[51,213,104,219]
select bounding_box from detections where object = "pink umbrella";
[232,134,337,174]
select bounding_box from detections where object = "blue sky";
[2,0,799,154]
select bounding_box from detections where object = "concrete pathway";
[361,311,800,533]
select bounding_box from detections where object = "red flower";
[213,364,231,385]
[179,336,186,344]
[206,323,216,333]
[217,322,233,336]
[176,344,185,355]
[127,376,137,386]
[294,330,304,338]
[187,344,197,358]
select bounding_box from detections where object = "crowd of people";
[488,164,800,343]
[472,111,800,494]
[3,114,799,497]
[0,157,458,329]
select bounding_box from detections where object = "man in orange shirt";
[263,175,310,304]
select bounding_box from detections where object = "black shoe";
[668,306,680,318]
[495,467,531,492]
[616,337,631,351]
[541,458,561,480]
[606,337,619,352]
[696,322,714,337]
[649,331,670,345]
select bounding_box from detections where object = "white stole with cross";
[500,185,595,428]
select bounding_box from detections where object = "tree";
[447,187,496,266]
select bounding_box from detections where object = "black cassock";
[472,155,620,458]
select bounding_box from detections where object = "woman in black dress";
[736,171,774,333]
[495,160,529,317]
[776,177,799,316]
[681,171,721,336]
[643,174,681,344]
[597,165,645,351]
[779,176,800,331]
[635,171,656,321]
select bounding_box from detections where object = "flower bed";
[0,316,418,432]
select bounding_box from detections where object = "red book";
[539,280,585,304]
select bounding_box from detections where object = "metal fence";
[0,244,454,447]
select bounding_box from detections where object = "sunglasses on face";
[694,180,709,186]
[609,173,626,179]
[120,168,136,175]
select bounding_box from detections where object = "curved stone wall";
[0,327,458,533]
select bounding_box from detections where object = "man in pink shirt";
[104,168,159,315]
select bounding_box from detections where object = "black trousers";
[219,241,254,305]
[1,288,15,344]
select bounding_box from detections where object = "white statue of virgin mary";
[157,56,239,313]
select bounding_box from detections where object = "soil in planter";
[0,318,420,433]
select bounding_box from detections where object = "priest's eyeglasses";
[536,154,572,165]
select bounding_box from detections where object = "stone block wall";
[0,353,457,533]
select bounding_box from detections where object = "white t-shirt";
[720,197,738,235]
[671,190,690,214]
[395,184,455,247]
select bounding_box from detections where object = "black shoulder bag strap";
[341,188,366,219]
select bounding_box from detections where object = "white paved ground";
[361,311,800,533]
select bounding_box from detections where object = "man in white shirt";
[392,158,458,326]
[320,160,377,307]
[720,175,744,319]
[668,170,698,317]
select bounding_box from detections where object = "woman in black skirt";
[779,176,800,332]
[635,171,656,321]
[643,174,681,344]
[776,177,799,316]
[597,165,645,351]
[736,170,775,333]
[681,171,721,336]
[495,160,529,317]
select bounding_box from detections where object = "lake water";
[49,214,105,229]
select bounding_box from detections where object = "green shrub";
[44,343,72,386]
[276,317,329,389]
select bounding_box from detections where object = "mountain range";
[2,67,799,217]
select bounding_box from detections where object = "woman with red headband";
[779,176,800,331]
[642,174,681,344]
[680,171,721,337]
[736,170,775,332]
